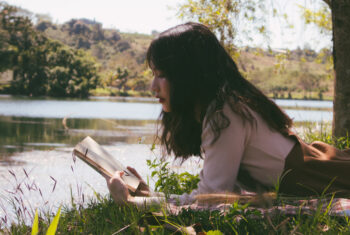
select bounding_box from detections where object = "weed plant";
[147,159,200,197]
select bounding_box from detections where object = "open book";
[73,136,141,193]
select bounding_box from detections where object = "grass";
[297,122,350,149]
[6,194,350,234]
[1,124,350,234]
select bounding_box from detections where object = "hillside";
[237,48,333,99]
[0,3,334,99]
[36,18,154,96]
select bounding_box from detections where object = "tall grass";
[297,121,350,149]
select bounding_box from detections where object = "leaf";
[31,209,39,235]
[46,206,61,235]
[150,143,156,151]
[207,230,223,235]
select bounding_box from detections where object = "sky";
[4,0,184,34]
[4,0,331,51]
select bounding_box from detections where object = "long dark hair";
[147,22,293,161]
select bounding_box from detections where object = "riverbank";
[0,91,335,104]
[89,88,334,102]
[1,77,334,101]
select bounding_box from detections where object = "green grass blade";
[46,206,61,235]
[31,209,39,235]
[207,230,224,235]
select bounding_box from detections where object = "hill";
[0,3,333,99]
[36,18,154,96]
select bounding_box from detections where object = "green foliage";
[31,209,39,235]
[301,122,350,150]
[178,0,238,54]
[300,3,332,34]
[299,2,333,85]
[9,39,99,97]
[9,194,350,234]
[1,2,154,97]
[0,28,11,71]
[42,18,152,96]
[30,207,61,235]
[46,207,61,235]
[207,230,224,235]
[113,66,130,91]
[177,0,268,56]
[146,158,200,196]
[0,3,99,98]
[53,196,145,234]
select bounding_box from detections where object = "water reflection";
[0,116,156,156]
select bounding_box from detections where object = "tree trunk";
[331,0,350,137]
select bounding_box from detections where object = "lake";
[0,95,333,225]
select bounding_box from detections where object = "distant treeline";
[0,2,333,99]
[237,47,333,100]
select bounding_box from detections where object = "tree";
[0,2,99,98]
[113,67,130,91]
[45,41,99,97]
[0,27,10,71]
[178,0,350,137]
[330,0,350,137]
[305,0,350,137]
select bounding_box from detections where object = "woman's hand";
[127,166,150,197]
[105,166,150,205]
[105,171,132,205]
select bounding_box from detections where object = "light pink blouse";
[179,102,296,204]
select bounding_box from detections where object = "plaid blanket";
[167,198,350,217]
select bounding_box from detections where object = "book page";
[73,136,140,192]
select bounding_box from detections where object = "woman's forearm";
[127,196,167,209]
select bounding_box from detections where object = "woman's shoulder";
[202,98,256,131]
[201,98,295,147]
[201,99,254,148]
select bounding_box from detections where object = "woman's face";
[151,69,171,112]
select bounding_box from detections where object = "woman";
[106,22,350,206]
